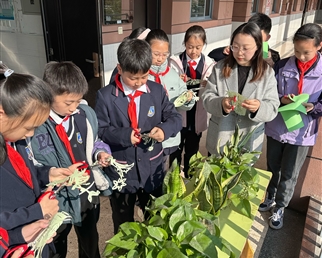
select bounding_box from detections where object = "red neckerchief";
[6,143,33,189]
[52,115,76,163]
[188,60,197,79]
[149,66,170,84]
[115,74,144,129]
[296,54,317,94]
[0,228,9,251]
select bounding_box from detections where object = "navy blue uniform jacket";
[95,79,182,193]
[0,141,52,257]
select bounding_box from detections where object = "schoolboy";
[208,13,280,66]
[30,61,112,258]
[95,38,182,233]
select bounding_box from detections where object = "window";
[191,0,212,19]
[103,0,131,25]
[251,0,260,13]
[272,0,279,13]
[293,0,298,10]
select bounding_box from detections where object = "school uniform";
[169,52,215,175]
[0,141,53,257]
[95,77,182,233]
[30,104,110,258]
[148,59,195,155]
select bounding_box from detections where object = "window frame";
[190,0,213,21]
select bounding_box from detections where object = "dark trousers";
[266,136,309,208]
[109,186,163,234]
[169,128,202,177]
[49,204,100,258]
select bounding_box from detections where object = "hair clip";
[137,28,151,40]
[4,69,14,77]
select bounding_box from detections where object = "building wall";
[0,0,46,78]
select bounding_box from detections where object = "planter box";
[218,169,272,257]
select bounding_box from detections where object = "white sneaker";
[259,193,276,212]
[269,207,284,230]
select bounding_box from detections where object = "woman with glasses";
[145,29,195,164]
[202,22,280,156]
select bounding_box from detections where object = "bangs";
[19,100,50,125]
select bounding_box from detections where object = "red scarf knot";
[188,60,197,79]
[296,54,317,94]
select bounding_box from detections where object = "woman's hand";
[222,97,234,114]
[49,167,73,182]
[242,99,261,113]
[302,102,314,112]
[97,152,111,167]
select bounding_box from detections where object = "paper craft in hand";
[227,91,247,116]
[278,93,309,132]
[263,42,269,59]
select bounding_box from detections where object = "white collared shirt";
[121,77,147,122]
[186,54,201,70]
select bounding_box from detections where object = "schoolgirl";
[0,64,70,257]
[263,23,322,229]
[145,29,194,159]
[169,25,215,177]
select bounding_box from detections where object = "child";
[208,13,280,66]
[145,29,194,159]
[95,38,182,233]
[0,64,67,258]
[202,22,280,156]
[109,27,151,83]
[30,61,112,258]
[262,23,322,229]
[169,25,215,177]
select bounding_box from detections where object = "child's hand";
[97,152,111,167]
[148,127,164,142]
[38,187,59,220]
[186,91,193,102]
[200,80,207,87]
[49,167,73,182]
[281,94,295,105]
[180,74,188,82]
[242,99,261,113]
[131,129,141,145]
[223,46,230,55]
[222,97,235,114]
[302,102,314,112]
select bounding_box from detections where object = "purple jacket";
[265,54,322,146]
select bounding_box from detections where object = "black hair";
[117,38,152,74]
[223,22,268,82]
[0,133,6,165]
[293,23,322,47]
[145,29,169,45]
[183,25,207,45]
[248,13,272,35]
[128,27,147,39]
[43,61,88,96]
[0,63,53,158]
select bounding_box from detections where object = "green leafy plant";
[164,126,260,218]
[103,194,234,258]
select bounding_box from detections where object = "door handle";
[85,59,95,64]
